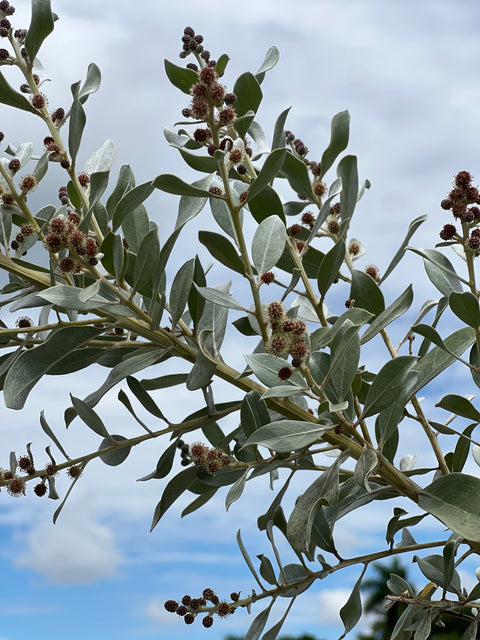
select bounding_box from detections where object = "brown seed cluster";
[176,28,257,178]
[18,174,37,193]
[44,212,99,268]
[0,453,87,498]
[164,587,237,628]
[11,223,34,251]
[260,271,275,285]
[188,442,231,475]
[0,3,14,38]
[180,32,236,126]
[265,301,309,368]
[440,171,480,254]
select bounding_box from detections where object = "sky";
[2,1,480,639]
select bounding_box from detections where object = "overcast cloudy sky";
[1,1,480,639]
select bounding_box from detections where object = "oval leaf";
[362,356,417,419]
[418,473,480,542]
[199,230,246,275]
[4,326,103,410]
[243,420,330,453]
[436,394,480,422]
[194,284,245,311]
[449,291,480,328]
[251,215,286,275]
[98,435,131,466]
[320,110,350,178]
[164,59,197,94]
[25,0,55,64]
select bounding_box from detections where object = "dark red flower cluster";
[440,171,480,254]
[441,171,480,222]
[44,213,99,267]
[260,271,275,285]
[11,223,34,251]
[184,60,233,122]
[265,301,309,367]
[178,28,243,167]
[164,587,237,628]
[188,442,231,475]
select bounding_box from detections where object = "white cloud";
[15,509,121,583]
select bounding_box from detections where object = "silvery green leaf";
[25,0,55,64]
[287,453,344,557]
[32,57,50,84]
[121,204,148,254]
[78,62,102,103]
[329,400,349,411]
[169,258,195,327]
[243,420,330,453]
[68,95,86,163]
[354,449,378,493]
[77,348,169,414]
[246,148,286,202]
[194,284,245,311]
[14,142,34,168]
[70,394,111,439]
[251,215,286,275]
[452,243,467,262]
[210,197,238,239]
[98,435,131,466]
[291,295,325,323]
[320,110,350,178]
[244,353,305,388]
[339,569,365,639]
[175,193,208,230]
[255,45,280,79]
[197,282,230,357]
[337,154,358,222]
[272,106,291,150]
[84,139,116,174]
[381,214,428,283]
[39,412,72,461]
[225,469,249,511]
[248,121,269,157]
[78,280,100,303]
[0,70,38,115]
[9,290,51,311]
[163,127,191,148]
[0,207,11,248]
[112,181,155,231]
[412,327,475,394]
[236,529,265,592]
[4,325,104,410]
[400,454,417,471]
[0,158,10,190]
[32,151,49,182]
[361,355,417,419]
[408,247,466,292]
[262,385,306,399]
[472,444,480,468]
[361,284,414,345]
[186,347,216,391]
[37,285,110,311]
